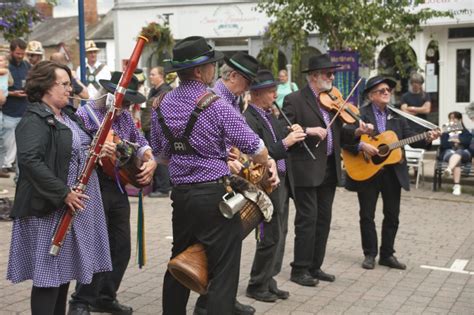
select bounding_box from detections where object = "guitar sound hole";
[377,144,390,157]
[371,144,390,165]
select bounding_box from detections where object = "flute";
[274,102,316,160]
[49,35,149,256]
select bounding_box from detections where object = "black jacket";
[343,103,426,192]
[282,85,356,188]
[243,105,288,164]
[11,103,91,218]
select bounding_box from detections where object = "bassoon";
[49,35,149,256]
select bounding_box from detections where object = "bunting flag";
[136,189,146,268]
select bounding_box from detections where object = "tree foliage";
[141,22,174,69]
[257,0,451,77]
[0,0,57,42]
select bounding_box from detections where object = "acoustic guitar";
[342,122,462,181]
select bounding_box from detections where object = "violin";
[318,87,361,124]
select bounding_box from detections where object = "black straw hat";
[99,71,146,104]
[302,53,340,73]
[224,52,259,80]
[250,69,278,90]
[164,36,224,73]
[363,75,397,95]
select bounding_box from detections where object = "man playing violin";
[344,76,439,270]
[282,54,373,287]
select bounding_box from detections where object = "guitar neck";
[388,131,429,150]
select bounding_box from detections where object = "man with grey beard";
[282,54,373,287]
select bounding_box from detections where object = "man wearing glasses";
[282,54,373,287]
[344,76,439,270]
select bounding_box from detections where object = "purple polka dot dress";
[7,114,112,287]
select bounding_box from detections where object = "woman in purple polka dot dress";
[6,61,112,315]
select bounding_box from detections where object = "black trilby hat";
[250,69,279,90]
[363,75,397,95]
[99,71,146,104]
[302,53,341,73]
[224,52,259,81]
[164,36,224,73]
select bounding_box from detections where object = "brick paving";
[0,173,472,314]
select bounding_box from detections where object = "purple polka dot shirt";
[76,101,151,158]
[150,80,262,185]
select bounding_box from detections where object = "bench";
[432,153,473,191]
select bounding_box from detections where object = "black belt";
[173,177,227,189]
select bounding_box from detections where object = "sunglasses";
[322,71,335,78]
[372,87,392,95]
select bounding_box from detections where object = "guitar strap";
[388,105,438,130]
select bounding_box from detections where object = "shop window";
[456,49,470,103]
[449,27,474,39]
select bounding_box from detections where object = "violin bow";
[326,77,363,129]
[315,78,362,148]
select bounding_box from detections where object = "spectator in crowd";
[0,53,12,179]
[441,111,472,196]
[400,72,431,134]
[143,66,172,198]
[2,39,30,177]
[25,41,44,67]
[276,69,298,108]
[76,40,111,99]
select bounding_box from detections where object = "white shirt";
[76,60,111,99]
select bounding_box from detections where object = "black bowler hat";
[250,69,279,90]
[164,36,224,73]
[302,53,341,73]
[363,75,397,95]
[225,52,259,80]
[99,71,146,104]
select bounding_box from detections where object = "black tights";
[31,282,70,315]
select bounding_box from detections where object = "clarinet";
[274,102,316,160]
[49,35,149,256]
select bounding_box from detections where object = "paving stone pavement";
[0,175,472,314]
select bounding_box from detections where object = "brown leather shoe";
[0,171,10,178]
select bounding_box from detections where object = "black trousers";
[292,157,337,273]
[358,167,401,258]
[31,283,70,315]
[247,173,288,291]
[273,174,290,276]
[163,183,242,315]
[71,175,131,306]
[145,130,170,193]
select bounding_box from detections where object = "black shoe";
[148,191,169,198]
[90,300,133,315]
[290,271,318,287]
[269,285,289,300]
[246,288,278,302]
[310,269,336,282]
[234,300,255,315]
[379,255,406,270]
[193,305,206,315]
[67,304,90,315]
[362,255,375,269]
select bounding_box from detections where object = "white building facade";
[113,0,474,128]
